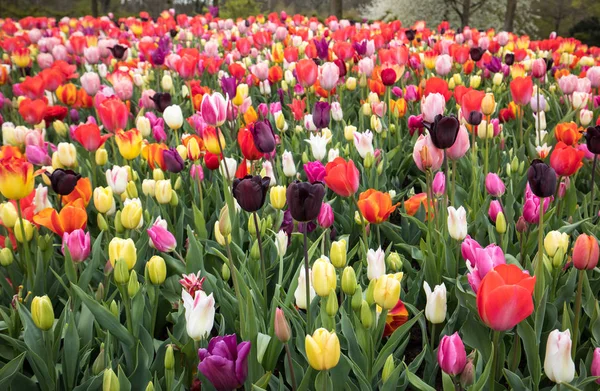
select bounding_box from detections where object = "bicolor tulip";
[182,289,215,341]
[201,93,227,127]
[357,189,399,224]
[572,234,599,270]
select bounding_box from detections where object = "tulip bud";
[544,231,569,258]
[312,257,336,297]
[460,358,475,387]
[364,152,374,168]
[92,344,105,375]
[423,281,447,324]
[250,240,260,260]
[0,248,13,266]
[53,120,68,137]
[351,285,363,311]
[114,211,124,233]
[169,191,178,206]
[114,259,130,284]
[510,156,519,173]
[97,213,109,231]
[95,148,108,166]
[387,252,402,271]
[270,185,287,210]
[127,270,140,297]
[221,263,230,281]
[102,368,119,391]
[31,295,54,331]
[165,345,175,370]
[145,382,154,391]
[95,283,105,301]
[0,202,17,228]
[495,212,507,234]
[161,74,173,91]
[341,267,357,295]
[125,181,138,199]
[544,329,575,384]
[147,256,167,285]
[346,77,357,90]
[248,215,259,237]
[14,218,33,243]
[153,169,165,181]
[572,234,599,270]
[326,289,338,317]
[382,354,395,383]
[360,300,373,329]
[274,308,291,343]
[552,247,565,269]
[330,240,347,268]
[109,300,119,318]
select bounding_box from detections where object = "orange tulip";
[56,83,78,105]
[357,189,399,224]
[554,122,582,146]
[142,143,168,170]
[404,193,434,221]
[550,142,584,177]
[33,199,87,237]
[61,177,92,206]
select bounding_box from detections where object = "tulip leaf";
[192,204,208,240]
[253,371,272,389]
[340,308,367,374]
[517,321,541,388]
[373,312,422,375]
[441,372,454,391]
[404,365,436,391]
[0,351,26,389]
[71,284,135,348]
[62,310,80,390]
[296,367,315,391]
[118,365,132,391]
[78,231,103,289]
[381,362,404,391]
[503,369,529,391]
[471,345,494,391]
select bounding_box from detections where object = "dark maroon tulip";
[313,102,330,130]
[334,59,347,78]
[46,169,81,195]
[469,47,484,62]
[109,44,127,60]
[405,29,416,41]
[381,68,397,86]
[198,334,250,391]
[232,175,270,212]
[286,181,325,222]
[504,53,515,66]
[585,126,600,154]
[527,159,557,198]
[163,148,185,173]
[151,92,172,113]
[425,114,460,149]
[467,111,483,126]
[314,38,328,60]
[250,120,276,153]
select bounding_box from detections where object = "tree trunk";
[461,0,471,27]
[101,0,110,15]
[503,0,517,31]
[92,0,98,17]
[330,0,343,19]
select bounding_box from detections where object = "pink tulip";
[319,62,340,91]
[522,184,552,224]
[191,163,205,181]
[485,173,505,197]
[432,171,445,197]
[81,72,101,96]
[447,125,470,160]
[591,348,600,384]
[413,133,444,172]
[531,58,546,78]
[461,235,481,264]
[148,218,177,252]
[62,229,91,263]
[558,75,578,95]
[405,85,419,102]
[37,53,54,69]
[84,47,100,64]
[140,89,157,110]
[466,244,506,293]
[421,92,446,123]
[438,332,467,375]
[317,202,334,228]
[201,92,228,127]
[435,54,453,76]
[587,66,600,88]
[488,200,502,223]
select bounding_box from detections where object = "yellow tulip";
[108,237,137,269]
[330,239,347,268]
[312,257,336,297]
[31,295,54,331]
[305,328,341,370]
[270,186,286,210]
[373,274,401,310]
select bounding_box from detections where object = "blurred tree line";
[1,0,599,44]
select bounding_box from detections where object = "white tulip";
[447,206,467,241]
[367,247,386,280]
[163,105,183,130]
[423,281,447,324]
[544,329,575,384]
[294,267,316,310]
[182,289,215,341]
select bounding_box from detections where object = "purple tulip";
[438,332,467,375]
[148,220,177,252]
[151,49,166,66]
[303,161,326,183]
[249,120,276,153]
[314,37,328,60]
[313,102,331,130]
[220,76,237,100]
[62,229,91,263]
[486,56,502,73]
[198,334,251,391]
[163,148,185,173]
[353,40,367,56]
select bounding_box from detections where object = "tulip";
[432,172,445,197]
[296,59,318,87]
[72,123,111,152]
[294,267,316,309]
[544,231,569,258]
[106,166,129,195]
[46,169,81,196]
[198,334,251,391]
[510,76,534,106]
[324,158,360,197]
[94,186,114,214]
[250,120,276,153]
[488,200,502,223]
[438,332,467,375]
[357,189,399,225]
[0,202,17,228]
[374,274,401,310]
[0,154,34,200]
[550,142,584,177]
[354,130,375,159]
[282,151,296,177]
[182,288,215,341]
[147,218,177,252]
[108,237,137,269]
[305,133,330,161]
[544,329,575,384]
[447,206,467,240]
[572,234,599,270]
[115,129,143,160]
[305,328,341,370]
[96,97,128,133]
[121,198,143,230]
[31,295,54,331]
[313,102,331,130]
[146,255,166,285]
[421,93,446,123]
[317,202,334,228]
[219,158,237,181]
[233,175,270,212]
[591,348,600,384]
[527,159,557,198]
[201,93,228,127]
[62,229,90,263]
[269,185,286,210]
[274,308,291,343]
[585,125,600,155]
[319,62,339,91]
[423,281,447,324]
[14,218,34,242]
[367,247,386,280]
[56,142,77,167]
[286,181,325,222]
[413,133,444,172]
[312,257,336,297]
[477,264,535,331]
[485,173,505,197]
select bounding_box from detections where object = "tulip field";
[2,9,600,391]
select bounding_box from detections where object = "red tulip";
[18,98,47,125]
[476,264,535,331]
[510,76,534,106]
[237,127,263,161]
[460,89,485,118]
[296,59,318,87]
[72,123,111,152]
[20,75,46,99]
[550,142,584,177]
[324,158,360,197]
[96,97,129,133]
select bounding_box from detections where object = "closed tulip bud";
[92,344,105,375]
[387,252,403,271]
[121,198,143,229]
[153,169,165,181]
[147,255,167,285]
[438,332,467,375]
[312,257,336,297]
[155,180,172,204]
[94,186,114,214]
[591,348,600,384]
[346,77,357,90]
[161,74,173,91]
[114,259,129,284]
[518,161,525,175]
[374,274,401,310]
[274,308,291,343]
[544,231,569,258]
[53,120,68,136]
[492,72,503,86]
[572,234,599,270]
[326,289,339,317]
[218,206,231,236]
[95,283,105,301]
[362,102,372,116]
[275,230,288,257]
[97,213,109,231]
[423,281,447,324]
[552,247,565,269]
[382,355,395,383]
[109,237,137,269]
[214,221,228,246]
[31,295,54,331]
[0,247,13,266]
[0,203,17,228]
[145,382,154,391]
[496,212,507,234]
[544,329,575,384]
[341,267,357,295]
[169,190,178,206]
[248,215,259,237]
[365,278,376,305]
[14,218,33,242]
[165,345,175,370]
[57,142,77,167]
[460,358,475,387]
[250,240,260,260]
[102,368,119,391]
[125,181,138,199]
[96,148,108,165]
[109,300,119,318]
[114,211,124,233]
[360,300,373,328]
[270,185,287,209]
[351,286,363,311]
[330,240,347,268]
[510,156,519,174]
[127,270,140,297]
[469,75,481,88]
[481,93,496,116]
[221,263,230,281]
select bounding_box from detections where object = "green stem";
[225,239,246,339]
[352,195,369,260]
[278,254,284,287]
[590,154,597,219]
[534,197,545,304]
[572,269,585,358]
[16,203,34,289]
[429,322,436,350]
[303,227,311,334]
[150,284,159,338]
[490,330,501,391]
[118,284,133,333]
[253,212,268,305]
[451,160,456,206]
[285,343,298,391]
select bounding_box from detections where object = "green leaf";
[62,310,80,390]
[471,345,495,391]
[373,312,422,375]
[71,285,135,348]
[503,369,529,391]
[442,372,455,391]
[517,321,541,387]
[404,365,436,391]
[0,352,26,388]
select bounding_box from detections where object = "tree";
[331,0,343,18]
[503,0,517,31]
[444,0,489,27]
